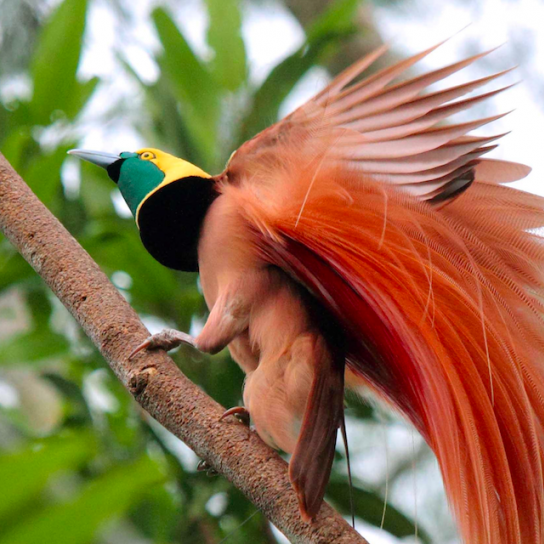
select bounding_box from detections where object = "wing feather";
[475,159,532,184]
[343,135,505,175]
[335,114,507,159]
[226,39,530,205]
[323,39,449,113]
[342,73,513,132]
[334,48,499,117]
[331,67,512,126]
[348,86,511,141]
[370,146,496,183]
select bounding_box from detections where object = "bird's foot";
[219,406,251,427]
[129,329,196,360]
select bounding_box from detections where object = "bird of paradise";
[71,38,544,544]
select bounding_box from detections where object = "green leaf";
[326,477,431,542]
[152,7,217,120]
[152,8,219,164]
[0,285,70,366]
[345,390,376,420]
[0,455,165,544]
[29,0,88,125]
[42,373,93,426]
[145,76,206,166]
[23,145,71,207]
[0,432,97,522]
[78,161,117,218]
[130,485,181,542]
[26,287,53,329]
[118,56,197,161]
[0,329,69,366]
[0,127,33,171]
[0,245,34,294]
[306,0,361,42]
[239,0,358,143]
[239,30,350,144]
[206,0,247,91]
[64,77,99,121]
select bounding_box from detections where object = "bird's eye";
[140,151,155,160]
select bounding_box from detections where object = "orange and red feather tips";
[227,40,529,204]
[218,39,539,542]
[219,146,543,543]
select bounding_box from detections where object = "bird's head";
[69,147,216,272]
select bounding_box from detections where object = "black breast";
[137,176,218,272]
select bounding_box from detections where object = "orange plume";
[220,140,544,543]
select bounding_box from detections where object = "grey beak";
[68,149,120,169]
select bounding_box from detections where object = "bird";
[69,38,544,544]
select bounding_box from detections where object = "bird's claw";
[220,406,251,427]
[128,329,196,360]
[128,339,152,360]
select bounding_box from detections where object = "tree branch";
[0,153,368,544]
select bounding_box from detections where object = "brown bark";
[0,152,368,544]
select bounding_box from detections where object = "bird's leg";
[192,290,250,354]
[129,285,252,360]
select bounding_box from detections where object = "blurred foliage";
[0,0,430,542]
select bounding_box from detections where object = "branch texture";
[0,153,368,544]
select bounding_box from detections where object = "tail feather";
[222,155,544,543]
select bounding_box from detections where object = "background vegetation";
[2,0,537,542]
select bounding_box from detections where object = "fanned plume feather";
[222,152,544,544]
[230,39,530,204]
[223,40,542,542]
